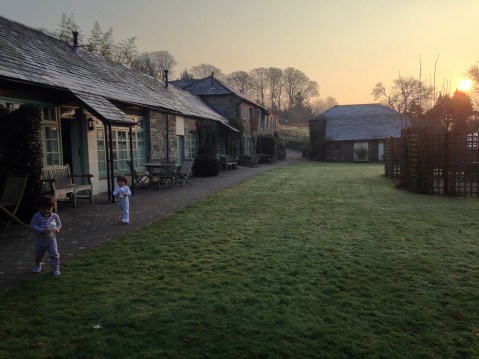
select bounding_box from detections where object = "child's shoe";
[32,264,42,273]
[53,268,61,276]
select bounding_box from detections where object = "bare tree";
[267,67,283,110]
[282,67,319,110]
[134,51,177,80]
[371,76,433,115]
[249,67,269,106]
[311,96,338,115]
[226,71,252,96]
[190,64,224,79]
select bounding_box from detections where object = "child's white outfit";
[113,185,131,223]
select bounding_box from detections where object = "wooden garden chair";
[174,159,193,186]
[127,161,150,188]
[0,174,29,233]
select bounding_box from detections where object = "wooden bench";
[41,164,93,212]
[220,155,238,171]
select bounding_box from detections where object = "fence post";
[443,131,449,195]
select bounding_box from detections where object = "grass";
[1,163,478,358]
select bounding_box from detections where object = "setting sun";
[458,79,473,92]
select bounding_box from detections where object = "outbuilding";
[309,104,409,162]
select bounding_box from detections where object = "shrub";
[192,154,220,177]
[0,104,43,219]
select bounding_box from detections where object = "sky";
[1,0,478,105]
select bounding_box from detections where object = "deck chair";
[127,161,150,188]
[0,175,29,233]
[174,159,193,185]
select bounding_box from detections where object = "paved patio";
[0,151,305,293]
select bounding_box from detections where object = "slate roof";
[171,75,275,116]
[311,104,408,141]
[0,15,231,127]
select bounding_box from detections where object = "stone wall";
[149,110,177,161]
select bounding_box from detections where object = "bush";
[0,105,43,219]
[192,155,220,177]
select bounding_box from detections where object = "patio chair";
[127,161,150,188]
[157,161,176,189]
[0,174,29,233]
[174,159,193,186]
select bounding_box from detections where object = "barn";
[309,104,409,162]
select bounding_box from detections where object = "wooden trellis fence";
[384,129,479,197]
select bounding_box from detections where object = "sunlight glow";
[458,79,473,92]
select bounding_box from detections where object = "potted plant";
[354,145,369,161]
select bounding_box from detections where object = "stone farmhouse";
[0,15,241,196]
[172,74,279,155]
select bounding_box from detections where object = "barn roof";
[311,104,408,141]
[0,15,231,127]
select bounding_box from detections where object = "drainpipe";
[166,114,169,161]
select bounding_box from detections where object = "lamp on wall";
[88,117,95,131]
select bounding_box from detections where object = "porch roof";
[71,90,136,126]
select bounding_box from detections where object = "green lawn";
[1,163,478,358]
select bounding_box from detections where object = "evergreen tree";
[56,13,81,43]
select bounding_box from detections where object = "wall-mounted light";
[88,117,95,131]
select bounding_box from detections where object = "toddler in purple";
[31,195,62,276]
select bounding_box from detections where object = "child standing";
[113,175,131,224]
[31,195,62,276]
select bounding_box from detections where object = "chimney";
[164,69,169,88]
[211,72,215,87]
[72,31,79,54]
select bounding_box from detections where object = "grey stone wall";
[149,110,177,161]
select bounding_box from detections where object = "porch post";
[104,122,112,202]
[108,124,115,203]
[129,126,135,195]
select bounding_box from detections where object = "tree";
[422,90,474,132]
[282,67,319,110]
[249,67,269,106]
[111,37,139,68]
[179,68,193,80]
[56,13,81,44]
[134,51,177,80]
[190,64,224,79]
[267,67,283,110]
[226,71,252,96]
[86,21,103,54]
[311,96,338,115]
[371,76,433,115]
[86,21,114,58]
[466,62,479,107]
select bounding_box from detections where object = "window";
[113,130,129,171]
[188,132,198,160]
[97,128,107,174]
[132,130,146,167]
[96,118,147,177]
[43,126,61,165]
[176,135,184,166]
